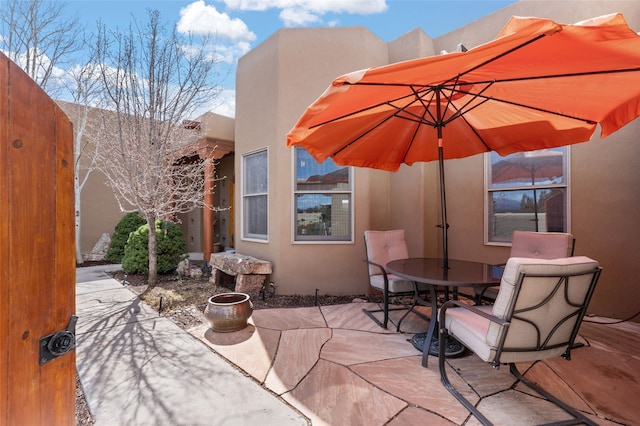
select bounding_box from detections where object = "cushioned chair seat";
[369,274,430,294]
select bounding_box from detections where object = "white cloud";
[177,2,255,65]
[279,7,321,26]
[177,1,256,42]
[222,0,387,26]
[223,0,386,14]
[201,87,236,118]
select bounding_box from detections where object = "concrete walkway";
[75,265,309,426]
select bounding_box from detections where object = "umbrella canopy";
[286,13,640,266]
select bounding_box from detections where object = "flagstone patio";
[189,302,639,425]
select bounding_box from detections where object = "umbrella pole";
[435,90,449,271]
[437,141,449,270]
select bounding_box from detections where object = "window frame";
[241,148,268,242]
[292,147,354,244]
[484,147,571,246]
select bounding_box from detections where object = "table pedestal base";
[411,332,465,358]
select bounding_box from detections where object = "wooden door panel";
[1,52,75,425]
[0,48,9,423]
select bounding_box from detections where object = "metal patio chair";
[362,229,429,330]
[476,231,575,303]
[438,256,602,426]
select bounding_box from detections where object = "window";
[242,149,268,241]
[294,147,353,242]
[485,147,569,244]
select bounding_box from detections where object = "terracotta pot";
[204,293,253,332]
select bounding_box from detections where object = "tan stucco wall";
[79,168,127,253]
[235,27,392,295]
[198,112,235,141]
[235,0,640,321]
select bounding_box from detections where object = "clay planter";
[204,293,253,332]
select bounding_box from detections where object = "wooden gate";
[0,52,75,424]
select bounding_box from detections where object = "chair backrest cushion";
[488,256,599,360]
[510,231,574,259]
[364,230,409,276]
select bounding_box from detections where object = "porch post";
[203,160,215,264]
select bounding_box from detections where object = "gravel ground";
[75,374,94,426]
[75,263,383,425]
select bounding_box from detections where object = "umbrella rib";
[440,81,495,125]
[330,111,399,157]
[453,34,549,79]
[308,90,436,129]
[391,88,440,125]
[466,90,597,124]
[412,86,439,125]
[331,87,438,158]
[400,105,430,164]
[459,113,493,151]
[465,66,640,86]
[331,98,435,157]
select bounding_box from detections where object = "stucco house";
[233,0,639,321]
[74,0,639,321]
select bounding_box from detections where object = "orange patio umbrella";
[286,13,640,267]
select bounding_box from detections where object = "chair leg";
[362,301,425,330]
[509,363,598,426]
[438,357,599,425]
[438,330,493,425]
[395,296,431,332]
[362,306,396,329]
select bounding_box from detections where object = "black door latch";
[40,315,78,366]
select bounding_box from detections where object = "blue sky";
[62,0,516,117]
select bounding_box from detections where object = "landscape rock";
[176,259,191,277]
[83,233,111,261]
[209,252,272,275]
[190,267,203,279]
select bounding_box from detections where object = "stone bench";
[209,252,272,294]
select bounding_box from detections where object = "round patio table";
[386,258,502,367]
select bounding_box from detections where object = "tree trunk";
[75,175,83,265]
[147,216,158,286]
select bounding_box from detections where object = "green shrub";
[121,220,187,275]
[106,212,146,263]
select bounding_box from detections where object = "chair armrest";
[363,259,388,278]
[438,300,509,330]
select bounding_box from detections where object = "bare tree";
[0,0,81,95]
[57,98,104,264]
[57,33,108,265]
[96,10,221,286]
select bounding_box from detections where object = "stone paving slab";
[76,282,158,334]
